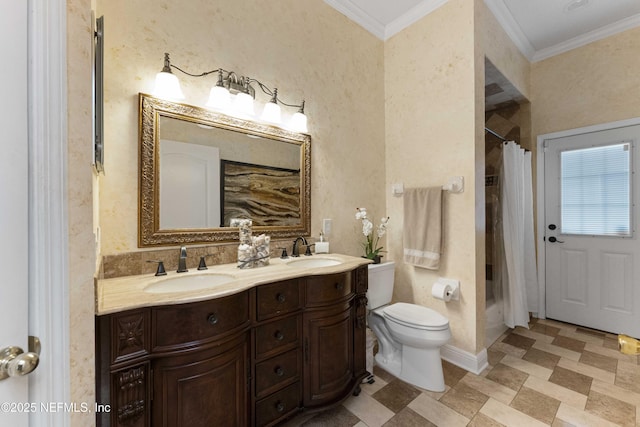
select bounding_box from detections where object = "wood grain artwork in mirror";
[138,93,311,246]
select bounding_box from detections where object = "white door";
[160,139,221,229]
[0,1,30,425]
[544,124,640,336]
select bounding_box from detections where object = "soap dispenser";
[315,231,329,254]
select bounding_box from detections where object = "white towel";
[403,187,443,269]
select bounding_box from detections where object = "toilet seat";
[382,302,449,331]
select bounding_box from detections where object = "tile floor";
[284,317,640,426]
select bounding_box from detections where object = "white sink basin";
[286,257,343,268]
[144,273,236,294]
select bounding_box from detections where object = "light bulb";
[232,92,255,117]
[206,85,230,110]
[261,101,282,124]
[289,112,308,133]
[288,100,307,133]
[153,71,184,100]
[152,53,184,100]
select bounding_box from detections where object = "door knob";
[0,336,41,381]
[548,236,564,243]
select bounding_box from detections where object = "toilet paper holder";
[434,278,460,301]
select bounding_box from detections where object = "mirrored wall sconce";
[153,53,308,133]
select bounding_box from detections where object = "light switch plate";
[322,218,332,236]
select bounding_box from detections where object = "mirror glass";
[139,93,311,246]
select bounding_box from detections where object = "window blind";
[560,142,631,236]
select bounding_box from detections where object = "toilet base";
[374,345,446,392]
[374,352,401,378]
[399,345,446,392]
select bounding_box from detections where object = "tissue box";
[315,242,329,253]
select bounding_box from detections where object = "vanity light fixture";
[152,53,308,133]
[260,88,282,124]
[206,70,231,110]
[153,53,185,100]
[289,101,308,134]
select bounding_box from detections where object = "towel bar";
[392,176,464,196]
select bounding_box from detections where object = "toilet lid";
[382,303,449,330]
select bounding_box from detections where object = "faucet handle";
[198,254,215,270]
[305,244,315,256]
[146,260,167,276]
[277,247,288,258]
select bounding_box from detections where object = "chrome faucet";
[291,236,308,257]
[177,246,188,273]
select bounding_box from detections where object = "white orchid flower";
[355,207,390,260]
[362,219,373,236]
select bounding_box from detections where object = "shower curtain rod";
[484,127,508,141]
[485,127,530,152]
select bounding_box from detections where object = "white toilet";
[367,261,451,391]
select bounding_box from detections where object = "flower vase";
[362,255,382,264]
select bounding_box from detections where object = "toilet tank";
[366,261,395,309]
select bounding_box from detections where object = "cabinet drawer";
[255,315,300,359]
[152,291,249,351]
[305,272,352,306]
[256,279,301,321]
[255,348,300,399]
[255,382,300,427]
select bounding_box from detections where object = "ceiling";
[324,0,640,62]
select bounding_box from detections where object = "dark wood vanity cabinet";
[152,332,249,426]
[96,265,368,427]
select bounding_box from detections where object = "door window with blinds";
[560,141,633,237]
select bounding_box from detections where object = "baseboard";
[441,344,488,375]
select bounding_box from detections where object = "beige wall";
[478,1,530,101]
[384,0,480,353]
[98,0,386,256]
[66,0,640,424]
[532,26,640,137]
[475,0,531,349]
[383,0,530,354]
[68,0,97,425]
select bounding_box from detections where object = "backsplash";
[100,238,314,279]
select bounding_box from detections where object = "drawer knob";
[275,401,285,413]
[335,282,344,291]
[274,366,284,377]
[274,330,284,341]
[207,314,218,325]
[276,293,286,303]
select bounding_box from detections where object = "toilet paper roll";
[432,282,452,302]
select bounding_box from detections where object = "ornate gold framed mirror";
[138,93,311,246]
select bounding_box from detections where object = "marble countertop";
[96,253,371,315]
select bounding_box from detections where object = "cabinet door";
[152,333,249,427]
[108,363,150,427]
[303,304,354,408]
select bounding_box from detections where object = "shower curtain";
[500,141,538,329]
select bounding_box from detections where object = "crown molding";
[532,12,640,62]
[385,0,449,40]
[483,0,536,61]
[484,0,640,62]
[324,0,449,41]
[323,0,386,40]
